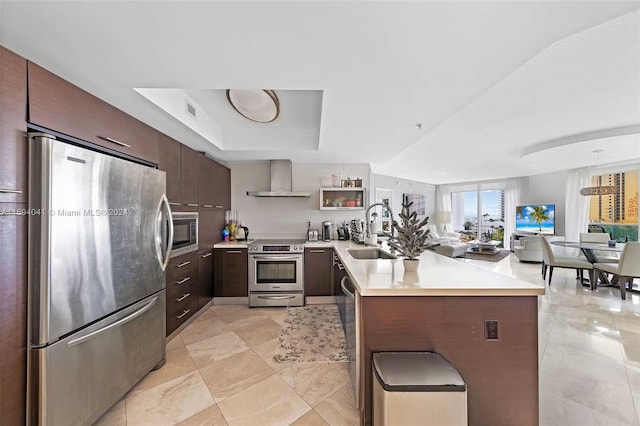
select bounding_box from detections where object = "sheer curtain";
[565,167,592,242]
[435,184,452,233]
[504,177,523,250]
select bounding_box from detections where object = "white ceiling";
[1,1,639,184]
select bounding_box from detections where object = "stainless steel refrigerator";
[28,134,173,425]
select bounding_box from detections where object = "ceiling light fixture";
[226,89,280,123]
[579,150,616,196]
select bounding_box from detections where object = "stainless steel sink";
[348,248,397,260]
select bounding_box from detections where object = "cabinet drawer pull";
[176,309,191,319]
[0,188,23,194]
[201,252,212,258]
[202,204,213,208]
[185,203,199,207]
[338,263,345,270]
[176,261,191,268]
[309,250,325,253]
[176,277,191,285]
[100,136,132,148]
[226,250,243,253]
[176,293,191,302]
[215,205,224,209]
[168,202,181,206]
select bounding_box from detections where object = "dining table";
[550,240,627,289]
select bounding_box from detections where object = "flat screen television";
[516,204,555,235]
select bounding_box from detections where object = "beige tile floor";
[95,253,640,426]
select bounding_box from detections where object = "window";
[588,170,638,242]
[451,189,505,246]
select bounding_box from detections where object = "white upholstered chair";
[593,242,640,300]
[540,236,593,285]
[513,237,543,263]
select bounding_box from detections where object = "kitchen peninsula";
[327,241,545,426]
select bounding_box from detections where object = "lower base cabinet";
[166,252,198,336]
[304,248,333,296]
[214,248,248,297]
[197,250,213,309]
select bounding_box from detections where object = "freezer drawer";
[30,291,166,426]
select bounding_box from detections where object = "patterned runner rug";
[274,304,348,363]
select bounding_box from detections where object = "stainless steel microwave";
[171,212,198,258]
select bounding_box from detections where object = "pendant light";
[579,150,616,196]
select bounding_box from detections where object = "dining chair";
[593,242,640,300]
[540,236,593,285]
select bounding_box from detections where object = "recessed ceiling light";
[226,89,280,123]
[416,123,423,130]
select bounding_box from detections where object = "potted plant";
[388,199,435,271]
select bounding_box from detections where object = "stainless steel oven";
[171,212,198,258]
[248,239,305,307]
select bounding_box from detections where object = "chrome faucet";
[365,202,395,240]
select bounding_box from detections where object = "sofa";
[430,242,470,258]
[513,237,543,263]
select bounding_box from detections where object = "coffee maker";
[322,221,332,241]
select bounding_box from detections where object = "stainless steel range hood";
[246,160,311,197]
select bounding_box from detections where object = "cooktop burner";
[249,239,306,253]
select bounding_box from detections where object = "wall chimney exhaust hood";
[246,160,311,197]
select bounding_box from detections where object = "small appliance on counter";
[337,223,351,240]
[308,229,319,242]
[236,225,250,241]
[322,221,332,241]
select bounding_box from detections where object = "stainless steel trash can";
[373,352,467,426]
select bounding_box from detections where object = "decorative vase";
[403,259,419,272]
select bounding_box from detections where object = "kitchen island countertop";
[330,240,545,297]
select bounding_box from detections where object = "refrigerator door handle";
[155,194,173,271]
[67,296,159,347]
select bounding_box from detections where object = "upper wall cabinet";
[198,155,215,208]
[0,46,28,203]
[320,187,366,210]
[180,145,199,210]
[212,161,231,210]
[157,132,182,207]
[27,62,159,164]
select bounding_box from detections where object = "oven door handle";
[257,295,297,300]
[251,255,301,261]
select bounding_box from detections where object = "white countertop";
[213,238,544,297]
[213,240,253,248]
[331,240,545,297]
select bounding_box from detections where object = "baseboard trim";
[213,297,249,305]
[305,296,337,305]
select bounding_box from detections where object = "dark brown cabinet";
[304,248,333,296]
[166,253,198,336]
[198,155,215,208]
[157,132,182,206]
[212,161,231,210]
[199,207,225,249]
[0,47,27,204]
[180,145,199,210]
[197,250,214,309]
[27,62,159,164]
[214,248,248,297]
[0,204,27,425]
